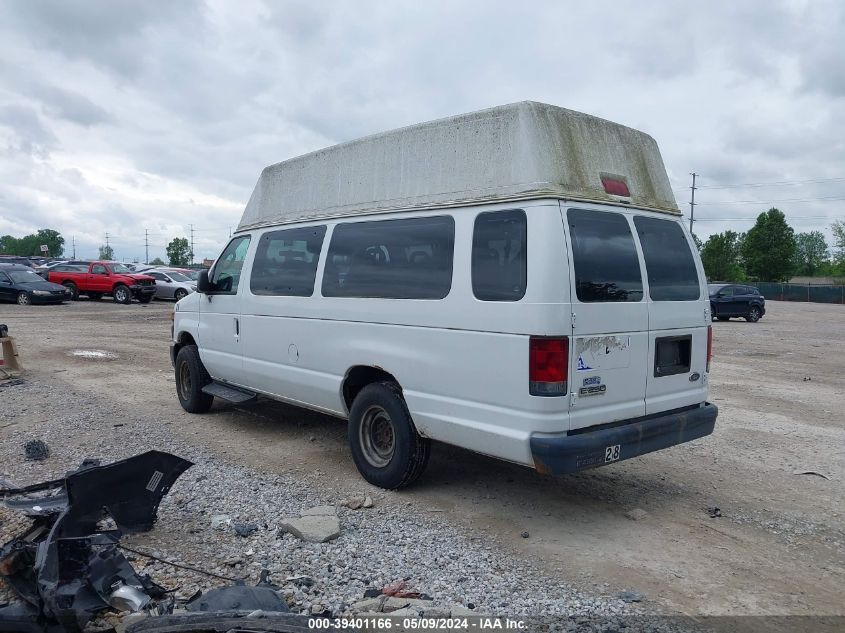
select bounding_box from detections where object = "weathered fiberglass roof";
[237,101,679,231]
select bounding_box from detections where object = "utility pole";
[72,236,76,259]
[105,233,110,259]
[144,229,149,264]
[689,172,697,235]
[189,224,195,265]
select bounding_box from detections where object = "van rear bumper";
[530,403,718,475]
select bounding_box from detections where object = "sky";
[0,0,843,263]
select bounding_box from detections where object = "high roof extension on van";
[238,101,679,231]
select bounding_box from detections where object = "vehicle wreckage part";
[1,450,193,534]
[185,584,290,613]
[0,451,192,632]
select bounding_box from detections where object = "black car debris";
[0,451,336,633]
[0,264,69,306]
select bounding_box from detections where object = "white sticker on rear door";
[575,336,631,371]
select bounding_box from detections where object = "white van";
[171,102,717,489]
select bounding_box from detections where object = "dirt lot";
[0,298,842,616]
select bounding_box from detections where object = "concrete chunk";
[279,515,340,543]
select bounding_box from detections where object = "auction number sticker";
[604,444,621,462]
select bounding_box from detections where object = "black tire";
[16,291,31,306]
[175,345,214,413]
[63,281,79,300]
[717,316,730,321]
[113,284,132,304]
[746,306,762,322]
[138,294,153,304]
[174,288,188,301]
[348,381,431,489]
[88,292,102,301]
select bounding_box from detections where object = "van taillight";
[706,325,713,373]
[529,337,569,396]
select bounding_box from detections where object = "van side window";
[210,235,251,294]
[250,226,326,297]
[633,217,700,301]
[568,209,643,302]
[472,209,527,301]
[322,216,454,299]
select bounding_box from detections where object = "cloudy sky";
[1,0,843,262]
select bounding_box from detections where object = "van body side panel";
[237,202,571,466]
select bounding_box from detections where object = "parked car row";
[0,259,201,305]
[0,264,70,305]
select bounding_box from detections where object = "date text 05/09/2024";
[308,616,527,630]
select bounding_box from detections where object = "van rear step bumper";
[530,403,718,475]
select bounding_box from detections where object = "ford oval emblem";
[689,372,701,382]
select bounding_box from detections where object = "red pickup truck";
[47,261,157,304]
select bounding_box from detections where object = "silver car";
[145,269,196,301]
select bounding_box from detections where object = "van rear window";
[472,209,527,301]
[322,216,454,299]
[633,216,700,301]
[250,225,326,296]
[568,209,643,303]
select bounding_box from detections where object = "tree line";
[696,208,845,283]
[0,229,194,267]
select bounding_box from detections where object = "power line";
[693,216,832,221]
[674,175,845,191]
[698,176,845,190]
[696,194,845,206]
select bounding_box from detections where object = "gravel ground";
[1,298,842,632]
[0,376,650,625]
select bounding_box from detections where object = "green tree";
[0,229,64,256]
[0,235,18,254]
[741,208,797,281]
[166,237,191,266]
[99,244,114,260]
[149,256,165,266]
[832,221,845,262]
[690,232,703,250]
[700,230,745,281]
[794,231,829,276]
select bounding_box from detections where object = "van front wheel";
[348,382,430,489]
[175,345,214,413]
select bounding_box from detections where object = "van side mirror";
[197,269,212,293]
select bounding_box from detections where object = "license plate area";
[654,335,691,377]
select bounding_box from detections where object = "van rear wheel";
[175,345,214,413]
[348,382,430,489]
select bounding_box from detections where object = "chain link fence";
[753,282,845,304]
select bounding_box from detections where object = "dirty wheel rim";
[64,283,75,297]
[359,405,395,468]
[749,307,760,321]
[17,292,30,306]
[178,361,192,401]
[175,290,187,301]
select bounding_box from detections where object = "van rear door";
[562,206,648,431]
[632,215,709,414]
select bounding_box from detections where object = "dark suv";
[709,284,766,322]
